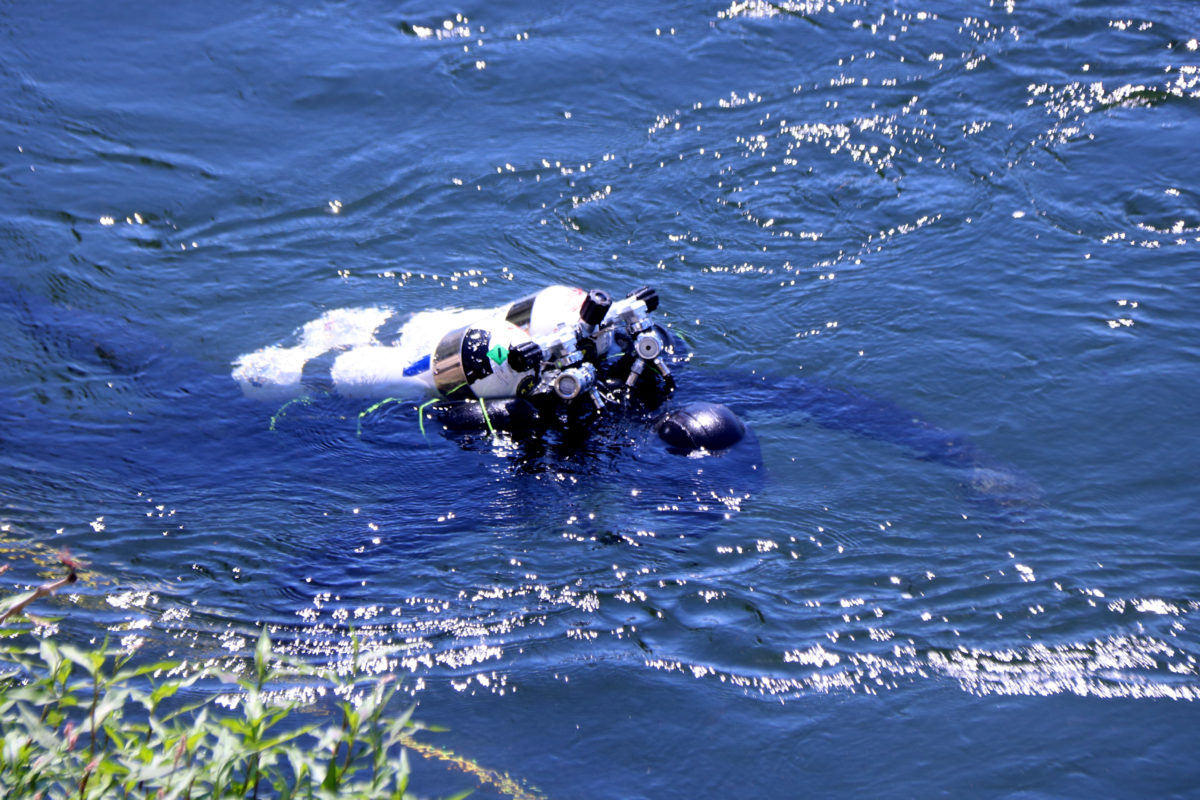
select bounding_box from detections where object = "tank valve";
[578,289,612,336]
[627,286,658,312]
[508,340,543,373]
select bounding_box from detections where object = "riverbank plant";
[0,626,445,799]
[0,552,459,799]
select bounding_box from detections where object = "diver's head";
[653,402,746,454]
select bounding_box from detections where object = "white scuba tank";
[232,285,605,402]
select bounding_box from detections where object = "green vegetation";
[0,552,529,799]
[0,627,438,799]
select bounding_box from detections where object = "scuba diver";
[232,285,746,455]
[0,278,1034,506]
[230,284,1036,507]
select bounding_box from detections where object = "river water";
[2,1,1198,797]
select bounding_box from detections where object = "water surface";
[2,1,1199,796]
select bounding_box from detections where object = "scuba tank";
[233,283,744,452]
[232,286,600,400]
[385,284,650,408]
[410,285,602,401]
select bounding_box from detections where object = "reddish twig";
[0,549,82,623]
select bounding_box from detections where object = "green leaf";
[389,704,416,734]
[126,759,180,786]
[4,728,31,766]
[37,638,62,676]
[398,747,410,792]
[284,744,312,786]
[15,703,58,750]
[255,626,273,684]
[256,721,322,753]
[112,659,177,685]
[218,716,251,736]
[58,643,99,676]
[321,757,341,792]
[149,679,183,707]
[162,693,213,723]
[93,689,130,728]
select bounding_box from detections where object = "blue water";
[3,1,1199,796]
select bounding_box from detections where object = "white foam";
[232,306,395,400]
[231,303,504,401]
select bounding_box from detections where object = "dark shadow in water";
[716,371,1042,510]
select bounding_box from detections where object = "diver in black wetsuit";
[397,285,749,456]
